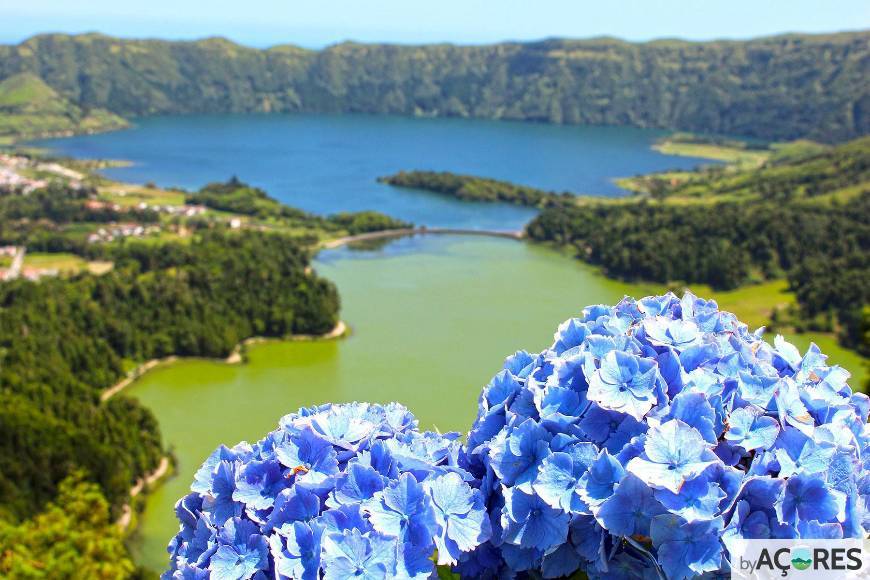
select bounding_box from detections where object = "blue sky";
[2,0,868,47]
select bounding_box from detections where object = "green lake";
[125,234,866,574]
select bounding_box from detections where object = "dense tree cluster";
[187,177,312,220]
[0,473,138,579]
[326,210,411,235]
[788,252,870,356]
[380,170,569,207]
[188,177,411,233]
[0,32,867,141]
[527,138,870,354]
[529,195,867,286]
[0,230,340,520]
[0,182,157,227]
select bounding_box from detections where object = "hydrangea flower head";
[166,293,870,579]
[164,402,490,579]
[462,292,870,578]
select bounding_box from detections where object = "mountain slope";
[0,72,127,139]
[0,31,867,142]
[624,136,870,204]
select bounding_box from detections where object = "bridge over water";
[321,227,524,249]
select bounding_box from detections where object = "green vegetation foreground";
[0,229,339,575]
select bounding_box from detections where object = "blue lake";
[37,114,712,230]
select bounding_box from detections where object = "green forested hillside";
[0,72,126,139]
[527,137,870,356]
[0,230,339,521]
[625,136,870,202]
[0,31,867,141]
[0,166,409,575]
[0,473,135,578]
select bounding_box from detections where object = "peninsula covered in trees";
[188,177,411,234]
[0,31,867,142]
[379,170,569,207]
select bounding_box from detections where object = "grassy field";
[24,252,113,275]
[100,184,186,207]
[693,279,793,330]
[87,261,114,275]
[24,252,87,272]
[652,140,771,167]
[0,73,128,140]
[615,170,694,193]
[0,73,61,108]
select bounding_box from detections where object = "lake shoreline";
[103,320,348,555]
[25,119,857,569]
[101,320,348,401]
[117,456,171,531]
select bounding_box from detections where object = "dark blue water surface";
[36,114,712,230]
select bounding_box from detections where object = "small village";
[0,153,248,280]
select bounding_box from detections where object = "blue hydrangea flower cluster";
[165,293,870,579]
[164,402,491,579]
[462,292,870,579]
